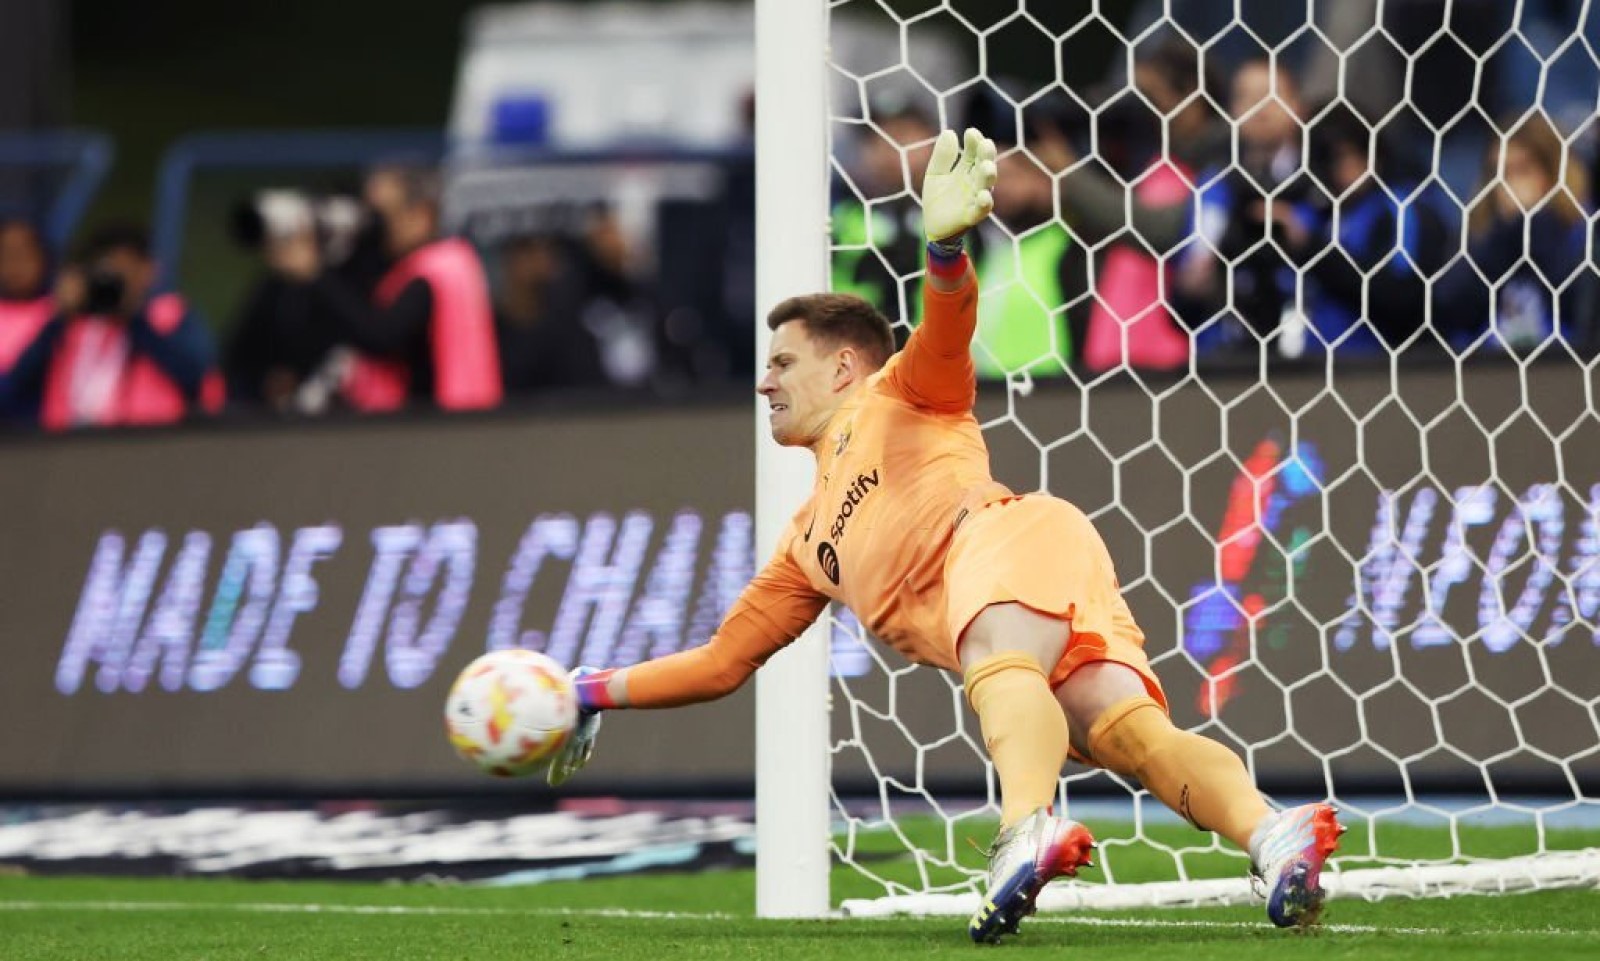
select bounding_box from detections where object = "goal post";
[757,0,1600,919]
[752,0,832,920]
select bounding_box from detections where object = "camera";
[84,267,127,315]
[230,189,369,265]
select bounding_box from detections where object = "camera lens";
[84,269,126,315]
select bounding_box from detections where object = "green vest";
[972,224,1073,379]
[830,200,926,321]
[831,201,891,305]
[831,201,873,301]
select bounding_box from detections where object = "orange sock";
[964,652,1070,827]
[1086,696,1270,850]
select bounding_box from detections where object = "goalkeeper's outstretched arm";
[547,547,826,784]
[578,559,825,709]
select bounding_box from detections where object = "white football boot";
[1249,802,1345,928]
[968,807,1095,944]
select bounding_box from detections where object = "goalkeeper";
[549,128,1343,942]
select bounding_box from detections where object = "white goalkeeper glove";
[922,127,998,250]
[547,666,606,786]
[546,711,601,786]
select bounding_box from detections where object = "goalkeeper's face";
[759,320,856,448]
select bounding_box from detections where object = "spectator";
[1230,59,1306,187]
[225,274,344,415]
[1175,59,1318,359]
[655,156,756,384]
[1061,36,1227,373]
[1301,103,1454,356]
[832,104,937,317]
[1499,1,1600,134]
[493,231,605,393]
[1128,33,1229,176]
[1299,0,1533,200]
[225,192,357,413]
[0,223,222,430]
[226,166,414,413]
[570,204,660,390]
[963,90,1090,379]
[271,167,503,412]
[0,218,53,377]
[1448,114,1593,354]
[343,164,410,296]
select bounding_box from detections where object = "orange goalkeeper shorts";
[944,494,1168,712]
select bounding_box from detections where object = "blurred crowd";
[833,30,1600,379]
[5,12,1600,432]
[229,163,746,417]
[0,218,223,429]
[0,161,745,431]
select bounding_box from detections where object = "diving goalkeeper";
[548,128,1343,942]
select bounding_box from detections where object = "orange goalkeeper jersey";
[624,271,1020,708]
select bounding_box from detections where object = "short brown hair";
[766,292,895,368]
[1471,113,1589,235]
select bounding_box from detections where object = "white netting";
[823,0,1600,912]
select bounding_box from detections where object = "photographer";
[1300,104,1452,358]
[1173,59,1319,359]
[225,190,367,413]
[0,224,222,431]
[270,167,502,412]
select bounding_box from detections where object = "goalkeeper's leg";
[1059,662,1271,847]
[1060,662,1343,928]
[958,603,1095,944]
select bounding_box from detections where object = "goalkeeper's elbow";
[705,661,754,700]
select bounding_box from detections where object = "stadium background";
[2,2,1599,948]
[0,0,1168,801]
[3,362,1598,796]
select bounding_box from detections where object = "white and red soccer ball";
[444,649,578,777]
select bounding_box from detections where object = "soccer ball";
[444,649,578,777]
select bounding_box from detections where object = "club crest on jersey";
[834,423,853,456]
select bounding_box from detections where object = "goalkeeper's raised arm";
[921,126,998,294]
[883,127,997,412]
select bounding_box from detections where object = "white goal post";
[752,0,832,920]
[754,0,1600,919]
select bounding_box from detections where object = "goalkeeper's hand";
[547,667,606,786]
[922,127,998,244]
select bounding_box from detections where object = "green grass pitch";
[1,819,1596,960]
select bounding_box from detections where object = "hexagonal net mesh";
[821,0,1600,913]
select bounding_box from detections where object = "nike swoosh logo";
[803,477,827,541]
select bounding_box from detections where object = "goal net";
[818,0,1600,915]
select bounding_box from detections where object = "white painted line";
[0,900,733,921]
[0,898,1592,938]
[1019,914,1594,937]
